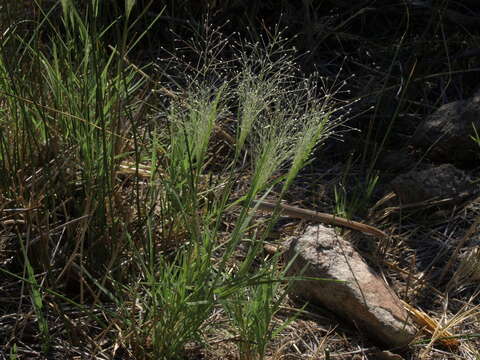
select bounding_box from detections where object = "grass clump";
[0,2,343,359]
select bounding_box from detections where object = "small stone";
[411,97,480,166]
[390,164,474,204]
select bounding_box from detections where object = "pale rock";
[285,225,417,348]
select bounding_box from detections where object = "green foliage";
[334,169,379,219]
[0,2,344,358]
[221,256,293,360]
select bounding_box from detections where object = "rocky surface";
[411,93,480,166]
[285,225,417,349]
[390,163,475,204]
